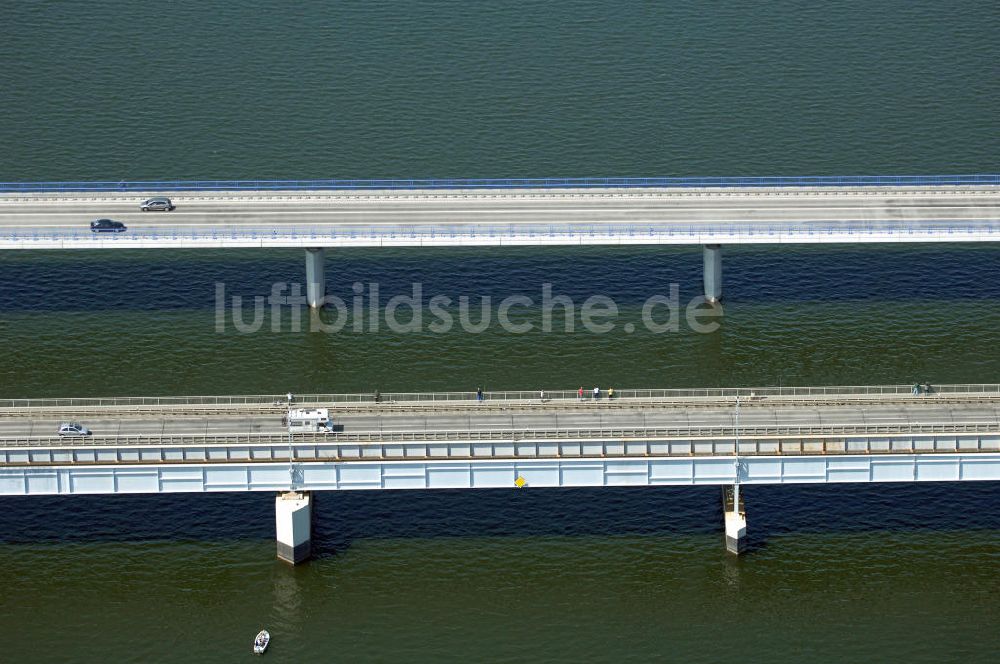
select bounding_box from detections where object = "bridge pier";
[703,244,722,303]
[275,491,312,564]
[305,248,325,308]
[723,484,747,554]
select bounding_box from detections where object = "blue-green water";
[2,1,1000,662]
[3,0,998,180]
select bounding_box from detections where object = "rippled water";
[3,1,999,180]
[2,1,1000,661]
[3,484,1000,662]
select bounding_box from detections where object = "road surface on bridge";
[2,187,999,231]
[2,401,997,443]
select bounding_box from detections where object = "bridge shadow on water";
[4,245,1000,313]
[2,482,999,555]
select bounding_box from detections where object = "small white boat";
[253,629,270,655]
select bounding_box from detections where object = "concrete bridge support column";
[276,491,312,564]
[703,244,722,303]
[723,484,747,555]
[305,248,325,308]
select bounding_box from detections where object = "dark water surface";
[2,485,1000,663]
[2,1,1000,662]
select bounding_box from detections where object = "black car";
[140,197,175,211]
[90,219,127,233]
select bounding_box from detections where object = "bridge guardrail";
[3,426,999,468]
[1,174,999,193]
[2,384,999,411]
[3,221,1000,245]
[3,420,1000,448]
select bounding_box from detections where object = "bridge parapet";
[3,384,1000,417]
[3,424,1000,464]
[2,174,1000,193]
[4,383,1000,407]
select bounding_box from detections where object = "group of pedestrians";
[474,385,617,403]
[578,386,614,400]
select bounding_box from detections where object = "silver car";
[140,197,175,211]
[58,422,92,436]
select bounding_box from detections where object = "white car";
[58,422,91,437]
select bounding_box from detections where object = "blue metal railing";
[0,174,998,193]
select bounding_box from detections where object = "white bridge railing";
[3,174,998,192]
[3,420,1000,449]
[3,221,1000,248]
[3,383,1000,411]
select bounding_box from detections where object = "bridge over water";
[3,383,1000,562]
[2,175,1000,304]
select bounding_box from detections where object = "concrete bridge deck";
[2,400,1000,441]
[2,387,999,454]
[5,180,999,305]
[2,184,1000,248]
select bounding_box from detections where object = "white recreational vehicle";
[286,408,334,433]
